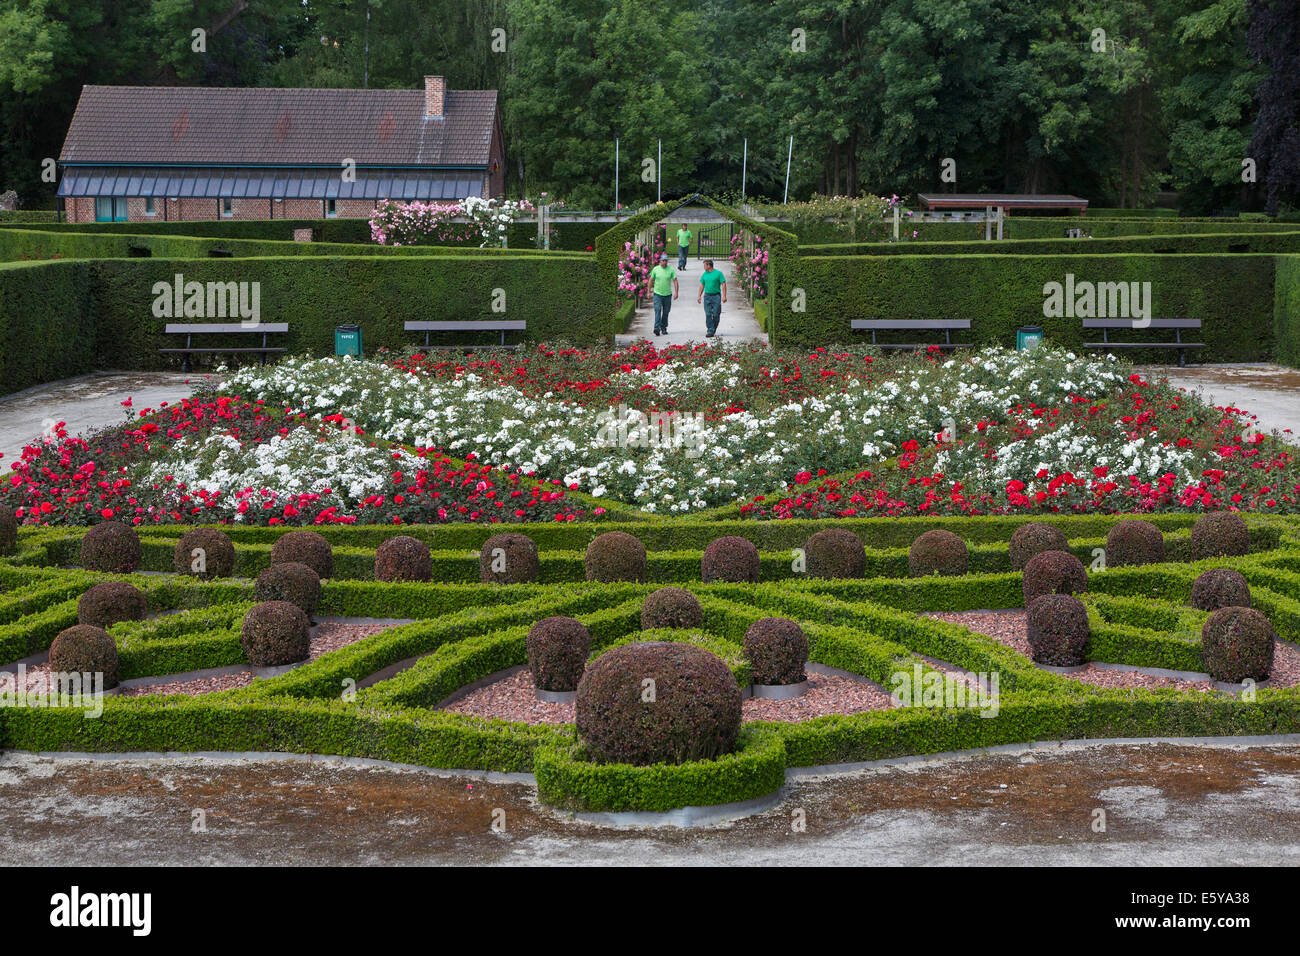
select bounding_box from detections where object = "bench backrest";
[405,321,528,331]
[850,319,970,330]
[1081,318,1200,329]
[164,323,289,333]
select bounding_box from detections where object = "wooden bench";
[851,319,973,351]
[160,322,289,373]
[1082,318,1203,367]
[405,320,527,351]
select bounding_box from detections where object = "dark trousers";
[678,244,689,269]
[653,293,672,333]
[703,293,722,335]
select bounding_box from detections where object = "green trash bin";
[1016,326,1044,352]
[335,325,362,358]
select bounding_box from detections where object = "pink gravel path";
[924,609,1300,692]
[442,668,897,726]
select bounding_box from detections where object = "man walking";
[649,252,678,337]
[696,259,726,338]
[676,223,693,270]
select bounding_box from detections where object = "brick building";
[57,76,504,223]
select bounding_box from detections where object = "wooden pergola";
[915,194,1089,239]
[917,193,1089,214]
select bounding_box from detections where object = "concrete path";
[0,371,198,470]
[616,259,768,347]
[1138,363,1300,439]
[4,741,1300,864]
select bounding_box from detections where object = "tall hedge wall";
[1277,255,1300,370]
[0,254,613,395]
[773,252,1277,360]
[799,230,1300,258]
[0,260,97,394]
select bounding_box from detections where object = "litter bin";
[1016,326,1044,352]
[335,324,363,358]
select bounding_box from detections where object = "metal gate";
[693,222,734,262]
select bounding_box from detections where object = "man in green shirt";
[676,224,693,270]
[649,253,678,336]
[696,259,727,337]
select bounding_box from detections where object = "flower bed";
[2,394,586,527]
[210,345,1297,516]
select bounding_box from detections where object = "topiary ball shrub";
[908,529,969,577]
[805,528,866,579]
[575,641,742,766]
[1105,519,1165,567]
[1191,512,1250,560]
[1022,550,1088,605]
[584,531,647,583]
[525,616,592,692]
[49,624,120,689]
[77,582,148,630]
[640,587,704,630]
[79,522,142,573]
[1191,568,1252,612]
[1008,522,1069,571]
[253,562,322,616]
[1025,594,1091,667]
[700,535,761,583]
[480,532,540,584]
[0,505,16,555]
[375,535,432,582]
[172,528,236,579]
[241,600,311,667]
[743,617,809,686]
[270,529,333,579]
[1202,606,1275,682]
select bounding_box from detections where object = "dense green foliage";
[5,0,1292,214]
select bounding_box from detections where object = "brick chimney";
[424,75,445,119]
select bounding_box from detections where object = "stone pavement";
[616,259,768,347]
[0,370,197,469]
[1138,362,1300,438]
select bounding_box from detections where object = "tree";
[1246,0,1300,215]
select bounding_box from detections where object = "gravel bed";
[442,668,897,725]
[924,609,1300,692]
[118,672,254,697]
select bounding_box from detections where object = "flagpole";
[783,136,793,205]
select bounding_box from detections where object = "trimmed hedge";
[1277,255,1300,370]
[0,253,612,393]
[0,228,593,264]
[0,216,606,252]
[772,252,1277,358]
[534,728,786,813]
[3,515,1300,816]
[798,230,1300,258]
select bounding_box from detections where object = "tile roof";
[59,85,498,167]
